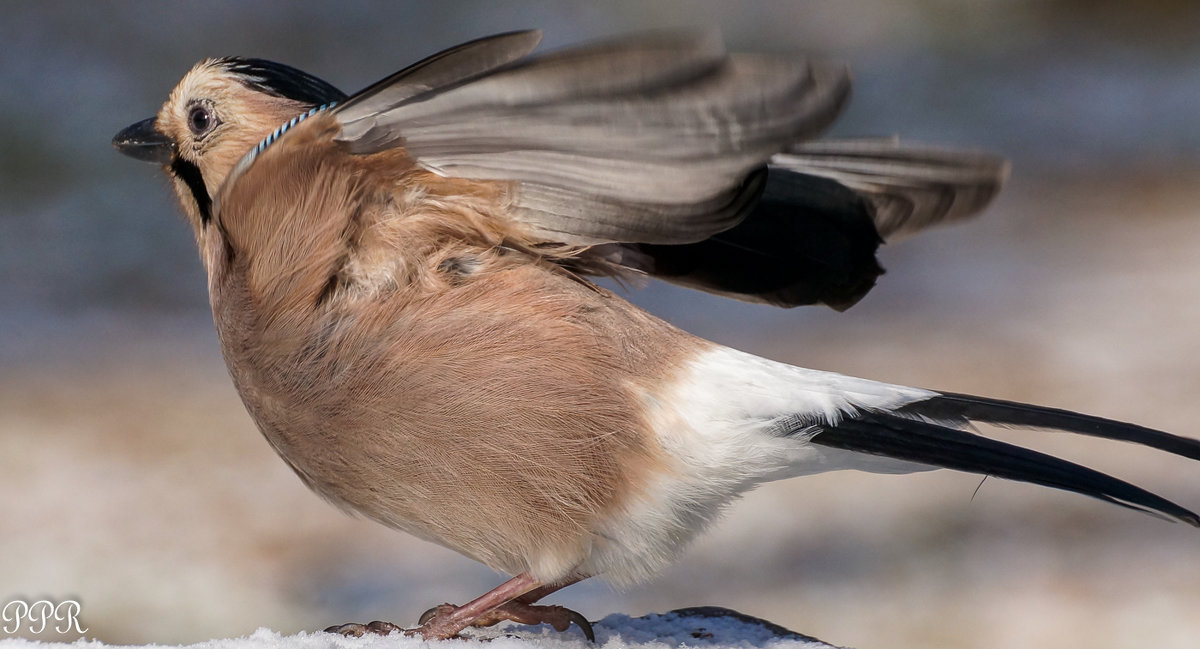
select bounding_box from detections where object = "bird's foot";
[324,620,404,637]
[416,600,595,641]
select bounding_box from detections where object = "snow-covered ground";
[0,609,836,649]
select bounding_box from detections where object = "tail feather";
[806,410,1200,526]
[898,393,1200,461]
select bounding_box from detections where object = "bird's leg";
[326,573,594,640]
[404,572,540,639]
[418,575,594,641]
[324,573,539,638]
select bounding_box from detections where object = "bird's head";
[113,58,346,239]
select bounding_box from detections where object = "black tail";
[804,397,1200,526]
[898,393,1200,461]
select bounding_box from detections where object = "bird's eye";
[188,105,215,137]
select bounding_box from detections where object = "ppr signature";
[2,599,87,635]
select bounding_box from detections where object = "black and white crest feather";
[219,57,348,106]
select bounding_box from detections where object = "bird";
[112,30,1200,641]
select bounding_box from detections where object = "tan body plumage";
[212,114,690,579]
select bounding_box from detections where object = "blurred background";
[2,1,1199,648]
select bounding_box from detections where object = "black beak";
[112,117,175,164]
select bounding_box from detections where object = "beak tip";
[113,117,175,165]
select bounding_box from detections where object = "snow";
[0,609,836,649]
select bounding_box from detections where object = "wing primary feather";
[774,140,1009,241]
[334,30,544,143]
[805,412,1200,526]
[341,30,729,155]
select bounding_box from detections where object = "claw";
[323,621,402,637]
[420,604,451,623]
[367,620,402,634]
[567,610,595,642]
[324,623,364,637]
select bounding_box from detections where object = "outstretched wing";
[332,30,851,246]
[330,31,1007,308]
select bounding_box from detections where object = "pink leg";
[413,573,542,639]
[327,573,593,640]
[417,575,592,640]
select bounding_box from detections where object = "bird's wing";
[323,31,1008,309]
[331,30,851,245]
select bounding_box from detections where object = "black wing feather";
[622,169,883,309]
